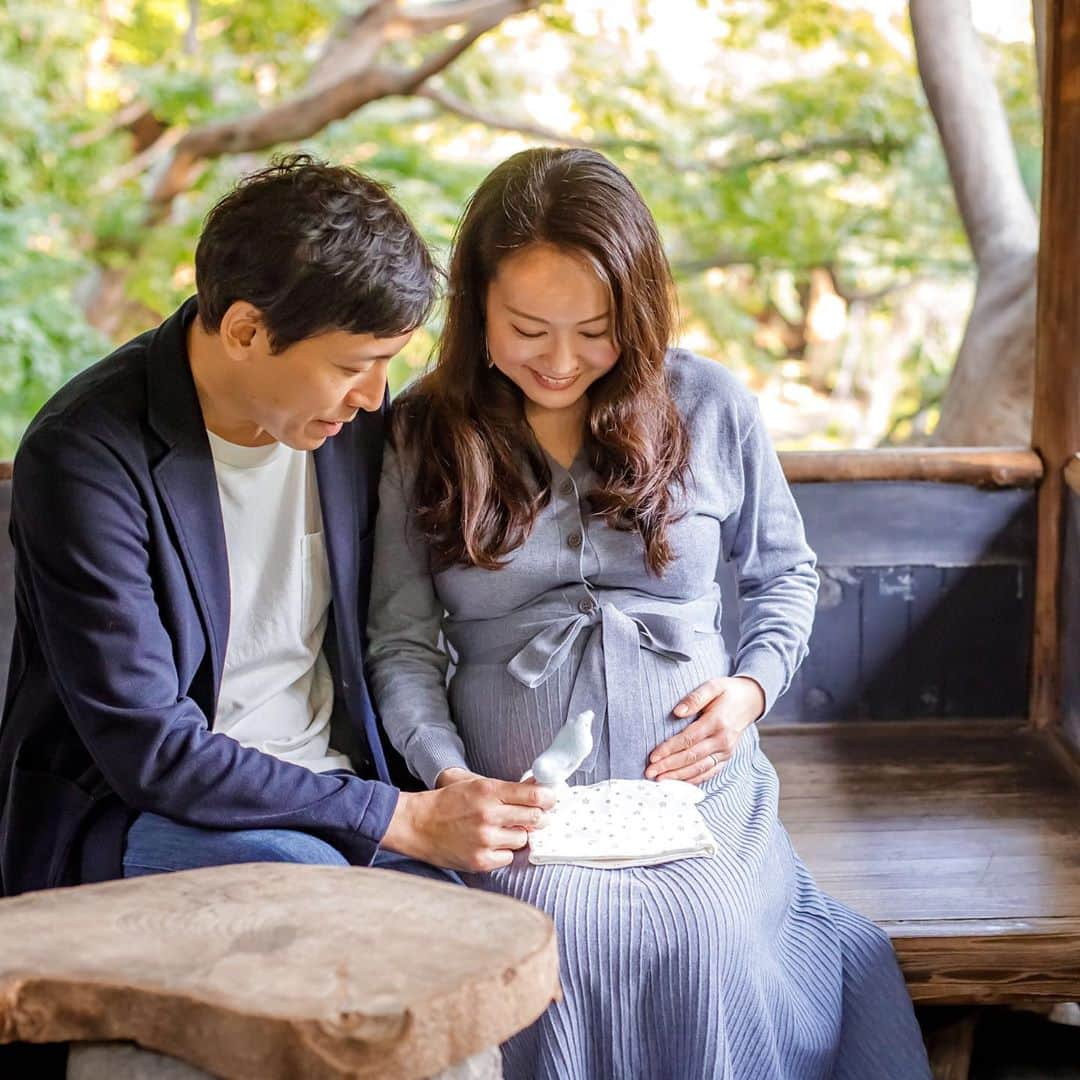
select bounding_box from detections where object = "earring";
[484,339,494,368]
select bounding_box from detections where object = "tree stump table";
[0,864,560,1079]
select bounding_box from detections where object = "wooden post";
[1030,0,1080,730]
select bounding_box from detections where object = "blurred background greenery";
[0,0,1040,456]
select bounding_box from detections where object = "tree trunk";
[910,0,1040,445]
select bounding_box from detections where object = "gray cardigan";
[367,350,819,788]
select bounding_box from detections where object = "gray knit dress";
[367,350,931,1080]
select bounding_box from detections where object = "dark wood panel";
[1061,488,1080,754]
[765,563,1032,723]
[793,483,1036,567]
[738,481,1039,723]
[763,725,1080,1004]
[781,448,1041,487]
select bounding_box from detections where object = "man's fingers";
[489,803,549,832]
[482,826,531,851]
[473,849,515,872]
[489,778,557,811]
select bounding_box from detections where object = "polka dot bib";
[528,779,717,869]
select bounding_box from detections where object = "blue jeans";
[123,811,461,885]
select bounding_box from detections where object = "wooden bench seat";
[764,721,1080,1005]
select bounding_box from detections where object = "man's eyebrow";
[340,353,394,365]
[505,304,610,325]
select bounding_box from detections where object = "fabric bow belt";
[446,596,722,777]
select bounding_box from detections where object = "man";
[0,155,551,898]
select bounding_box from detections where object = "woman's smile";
[528,368,581,391]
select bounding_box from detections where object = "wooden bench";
[755,448,1080,1078]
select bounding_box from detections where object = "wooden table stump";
[67,1042,504,1079]
[0,864,560,1079]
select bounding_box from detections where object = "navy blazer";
[0,299,402,897]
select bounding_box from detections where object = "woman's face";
[484,243,619,417]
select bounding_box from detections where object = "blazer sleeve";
[11,424,398,864]
[365,443,471,789]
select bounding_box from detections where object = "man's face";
[238,324,414,450]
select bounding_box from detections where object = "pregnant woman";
[367,147,930,1079]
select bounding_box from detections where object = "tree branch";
[146,0,539,216]
[307,1,400,93]
[99,126,185,193]
[416,83,591,146]
[399,0,536,91]
[70,101,158,149]
[395,0,534,36]
[696,134,905,175]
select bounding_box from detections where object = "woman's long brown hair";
[393,147,690,575]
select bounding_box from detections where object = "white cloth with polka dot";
[528,778,717,869]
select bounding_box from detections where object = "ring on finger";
[708,752,720,769]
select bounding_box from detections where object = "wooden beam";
[924,1010,978,1080]
[1,450,1046,490]
[1030,0,1080,731]
[780,448,1041,488]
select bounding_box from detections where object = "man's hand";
[382,773,555,872]
[645,675,766,784]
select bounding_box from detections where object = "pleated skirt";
[451,636,931,1079]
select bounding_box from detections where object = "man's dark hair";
[195,153,438,352]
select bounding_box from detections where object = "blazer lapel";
[314,431,360,656]
[146,300,231,717]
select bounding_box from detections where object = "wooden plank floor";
[762,721,1080,1004]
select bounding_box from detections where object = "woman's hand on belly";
[644,675,766,784]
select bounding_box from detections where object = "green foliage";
[0,0,1041,454]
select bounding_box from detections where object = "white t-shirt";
[207,431,352,774]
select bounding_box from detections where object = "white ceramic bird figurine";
[525,710,595,787]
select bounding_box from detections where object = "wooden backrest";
[732,449,1044,726]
